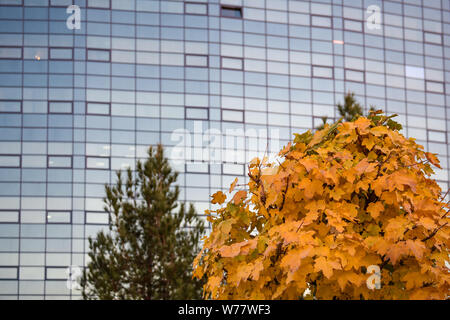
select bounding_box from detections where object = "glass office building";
[0,0,449,299]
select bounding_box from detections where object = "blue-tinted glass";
[0,0,448,300]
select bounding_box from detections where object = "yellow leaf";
[219,219,233,234]
[370,126,389,136]
[299,179,323,199]
[418,216,436,230]
[219,240,255,258]
[362,136,376,151]
[385,242,408,265]
[385,216,410,241]
[229,177,238,193]
[367,202,384,219]
[234,263,253,285]
[336,271,364,291]
[280,247,312,273]
[354,158,377,175]
[425,152,441,169]
[307,128,328,148]
[314,256,341,279]
[211,191,226,204]
[299,158,318,172]
[354,117,371,135]
[389,171,417,193]
[249,259,264,281]
[232,190,247,205]
[402,271,428,290]
[405,239,426,260]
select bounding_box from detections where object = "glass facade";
[0,0,449,299]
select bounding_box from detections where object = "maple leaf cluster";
[193,111,450,300]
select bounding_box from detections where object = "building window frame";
[46,210,72,224]
[220,5,243,19]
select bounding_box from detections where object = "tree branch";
[421,222,448,242]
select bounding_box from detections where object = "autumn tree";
[193,111,450,300]
[80,145,205,300]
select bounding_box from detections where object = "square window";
[45,267,67,280]
[428,130,446,143]
[222,163,244,175]
[0,100,21,113]
[0,211,19,223]
[86,156,110,169]
[50,0,72,6]
[185,2,208,15]
[405,65,424,79]
[86,144,111,157]
[87,49,111,62]
[87,102,111,115]
[426,81,444,93]
[186,163,209,173]
[344,19,363,32]
[0,155,21,168]
[87,0,110,8]
[48,101,73,114]
[424,32,442,44]
[221,56,243,70]
[311,15,332,28]
[345,69,365,82]
[222,109,244,122]
[312,65,333,78]
[0,267,18,280]
[185,54,208,67]
[221,6,243,18]
[46,211,71,224]
[0,0,23,5]
[48,156,72,168]
[85,211,109,225]
[0,47,22,59]
[186,107,209,120]
[49,48,73,60]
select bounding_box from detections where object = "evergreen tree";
[317,92,366,130]
[80,145,206,300]
[337,92,363,122]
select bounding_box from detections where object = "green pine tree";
[316,92,367,130]
[80,145,206,300]
[337,92,363,122]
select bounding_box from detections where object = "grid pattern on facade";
[0,0,449,299]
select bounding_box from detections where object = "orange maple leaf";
[367,202,384,219]
[299,158,318,172]
[232,190,247,205]
[314,256,341,279]
[354,158,377,175]
[425,152,441,169]
[211,191,226,204]
[354,117,371,135]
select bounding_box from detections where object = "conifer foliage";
[194,111,450,300]
[317,92,365,130]
[81,145,205,300]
